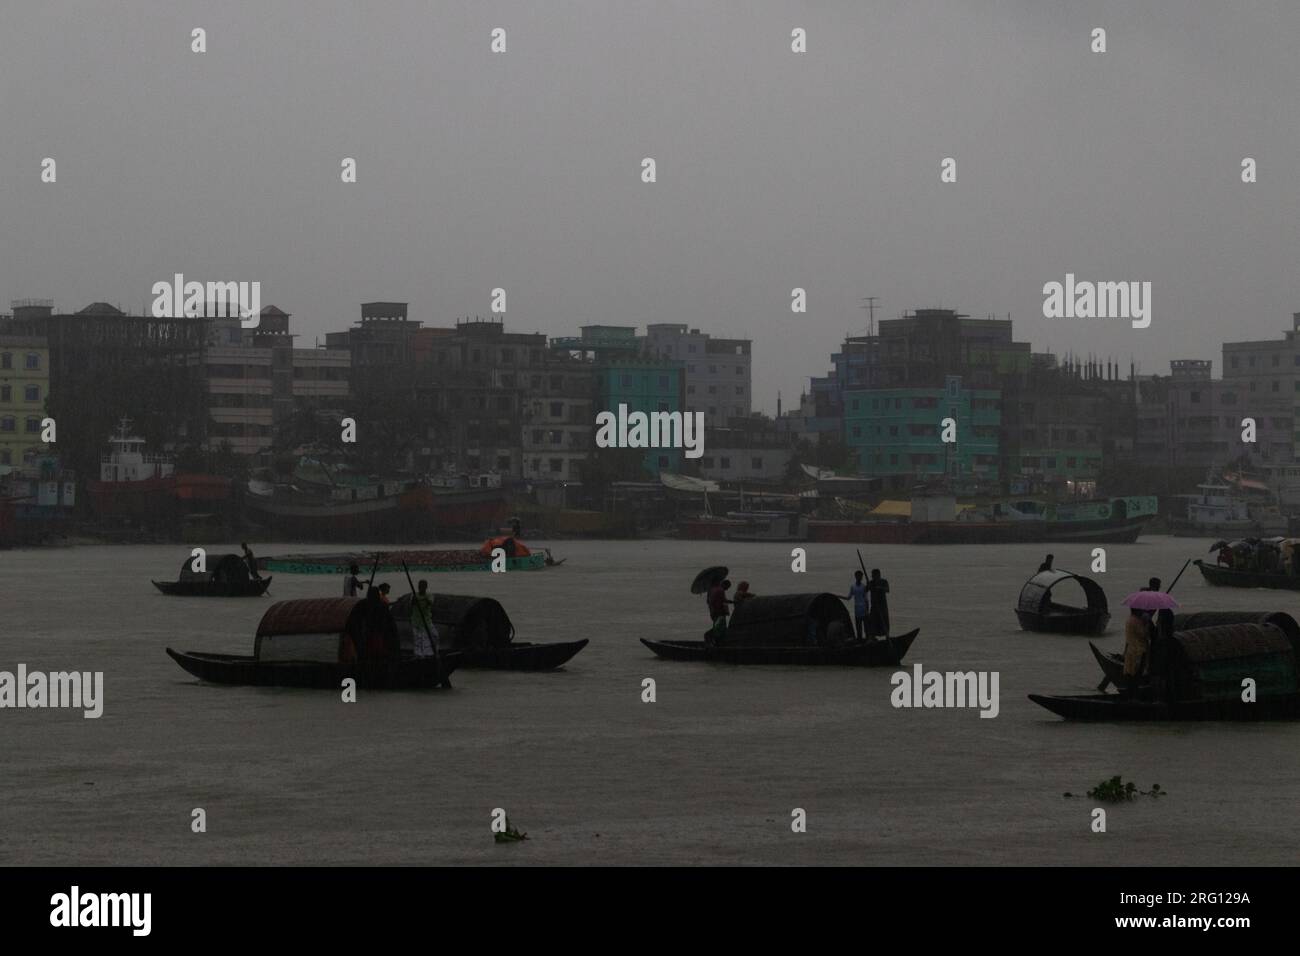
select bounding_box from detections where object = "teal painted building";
[594,359,685,475]
[843,376,1001,482]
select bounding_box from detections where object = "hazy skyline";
[4,1,1299,413]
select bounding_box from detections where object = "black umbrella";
[691,566,728,594]
[1209,540,1228,552]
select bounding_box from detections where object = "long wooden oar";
[1165,558,1192,594]
[366,552,383,591]
[401,559,446,688]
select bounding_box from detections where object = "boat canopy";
[1174,611,1300,653]
[1167,623,1298,702]
[727,593,852,647]
[178,552,252,584]
[1016,570,1108,615]
[479,536,531,557]
[391,593,514,648]
[253,597,361,662]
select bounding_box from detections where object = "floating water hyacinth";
[494,818,528,844]
[1064,776,1166,802]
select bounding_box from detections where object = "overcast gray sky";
[3,1,1298,413]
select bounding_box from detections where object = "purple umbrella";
[1122,591,1180,611]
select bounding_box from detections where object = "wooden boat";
[642,628,918,666]
[1194,559,1300,590]
[153,577,271,597]
[1028,691,1300,721]
[1039,623,1299,720]
[1089,611,1300,686]
[260,538,550,574]
[390,592,587,671]
[166,648,458,689]
[152,553,271,597]
[166,597,455,689]
[1014,569,1109,634]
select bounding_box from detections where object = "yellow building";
[0,336,50,468]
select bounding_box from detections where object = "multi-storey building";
[1221,313,1300,462]
[0,335,50,468]
[593,359,686,476]
[697,417,792,483]
[1136,359,1292,471]
[643,324,751,427]
[843,376,1000,490]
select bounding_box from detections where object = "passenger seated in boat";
[1218,545,1234,568]
[866,569,890,638]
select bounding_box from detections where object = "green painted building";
[594,359,685,475]
[843,376,1001,484]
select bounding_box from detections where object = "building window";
[500,349,513,363]
[1,417,14,432]
[687,385,695,394]
[548,458,563,473]
[497,455,511,470]
[0,386,9,402]
[720,457,731,469]
[687,345,696,353]
[0,354,10,369]
[0,450,8,464]
[851,399,859,411]
[1273,381,1280,392]
[708,385,717,394]
[550,375,562,389]
[658,375,669,389]
[25,418,40,433]
[852,426,862,437]
[735,365,743,374]
[701,457,714,468]
[708,365,717,374]
[531,430,543,444]
[550,401,563,417]
[751,457,762,470]
[657,456,669,469]
[25,353,39,370]
[687,365,695,373]
[621,374,632,387]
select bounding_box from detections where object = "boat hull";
[152,577,273,597]
[1015,608,1110,635]
[457,639,588,670]
[641,628,918,666]
[1194,559,1300,590]
[261,551,546,574]
[807,516,1149,545]
[166,648,457,688]
[1029,691,1300,721]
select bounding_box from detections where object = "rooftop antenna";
[860,296,878,336]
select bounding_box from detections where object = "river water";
[1,535,1296,865]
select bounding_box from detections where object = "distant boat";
[1194,559,1300,590]
[1171,482,1287,537]
[1015,569,1110,635]
[152,552,271,597]
[642,630,917,666]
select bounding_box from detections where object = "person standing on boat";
[1038,554,1054,573]
[866,569,890,638]
[241,542,262,580]
[1122,609,1151,689]
[343,563,363,598]
[1143,577,1161,592]
[412,579,438,658]
[845,571,869,640]
[360,585,399,660]
[706,579,732,646]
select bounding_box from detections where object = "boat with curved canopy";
[1014,569,1109,634]
[642,592,918,666]
[390,592,587,670]
[1090,610,1300,685]
[1194,557,1300,590]
[166,597,457,689]
[1038,623,1300,720]
[152,553,271,597]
